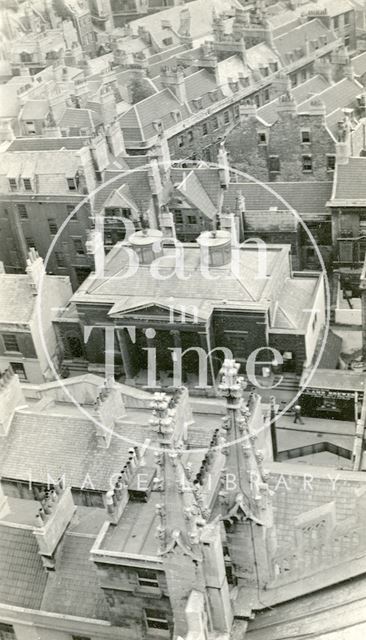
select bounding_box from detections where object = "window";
[212,116,219,130]
[0,622,15,639]
[301,69,307,82]
[188,130,193,142]
[67,177,77,191]
[23,178,32,191]
[224,110,230,124]
[291,75,298,88]
[344,35,350,47]
[269,156,280,173]
[48,218,58,235]
[301,130,311,144]
[344,12,350,25]
[327,155,336,171]
[187,215,196,224]
[175,212,183,224]
[73,238,85,255]
[263,89,270,103]
[178,135,184,148]
[145,609,169,631]
[255,93,261,108]
[121,208,131,218]
[302,154,313,172]
[258,131,267,145]
[25,236,36,248]
[162,36,173,46]
[55,251,66,267]
[333,15,339,29]
[25,121,35,134]
[71,636,91,640]
[3,334,19,352]
[10,362,27,381]
[9,178,17,192]
[66,334,83,358]
[17,204,28,219]
[202,122,208,136]
[137,568,159,588]
[234,104,240,119]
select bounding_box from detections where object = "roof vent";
[196,230,232,267]
[129,228,163,265]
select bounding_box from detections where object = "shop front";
[300,369,365,421]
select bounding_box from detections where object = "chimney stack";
[93,379,126,448]
[0,366,26,437]
[33,479,76,570]
[26,249,45,295]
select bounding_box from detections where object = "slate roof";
[70,237,320,335]
[20,100,49,120]
[129,0,241,48]
[223,181,333,214]
[41,532,109,620]
[273,19,337,63]
[92,168,154,214]
[58,107,102,130]
[352,51,366,77]
[0,524,48,608]
[0,275,35,324]
[331,158,366,203]
[7,137,90,151]
[0,85,19,118]
[0,410,148,491]
[298,77,363,116]
[118,88,190,142]
[257,75,331,126]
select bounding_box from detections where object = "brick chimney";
[105,121,125,157]
[0,366,26,437]
[33,479,76,570]
[99,86,117,126]
[160,66,187,104]
[26,249,45,294]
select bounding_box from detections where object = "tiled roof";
[58,107,102,130]
[0,524,48,608]
[352,51,366,76]
[184,69,224,109]
[298,77,363,115]
[0,150,81,195]
[119,88,191,142]
[331,158,366,202]
[20,100,49,120]
[0,85,19,118]
[274,19,337,63]
[0,410,148,491]
[257,75,329,125]
[223,181,333,214]
[129,0,241,48]
[0,275,35,324]
[92,168,154,214]
[175,170,218,219]
[257,75,331,125]
[41,532,109,620]
[7,137,90,151]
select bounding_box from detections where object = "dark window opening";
[3,334,19,352]
[17,204,28,219]
[9,362,27,381]
[145,608,169,631]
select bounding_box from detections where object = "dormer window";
[9,178,17,192]
[67,173,79,191]
[23,178,32,191]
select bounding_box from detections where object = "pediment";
[108,300,205,322]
